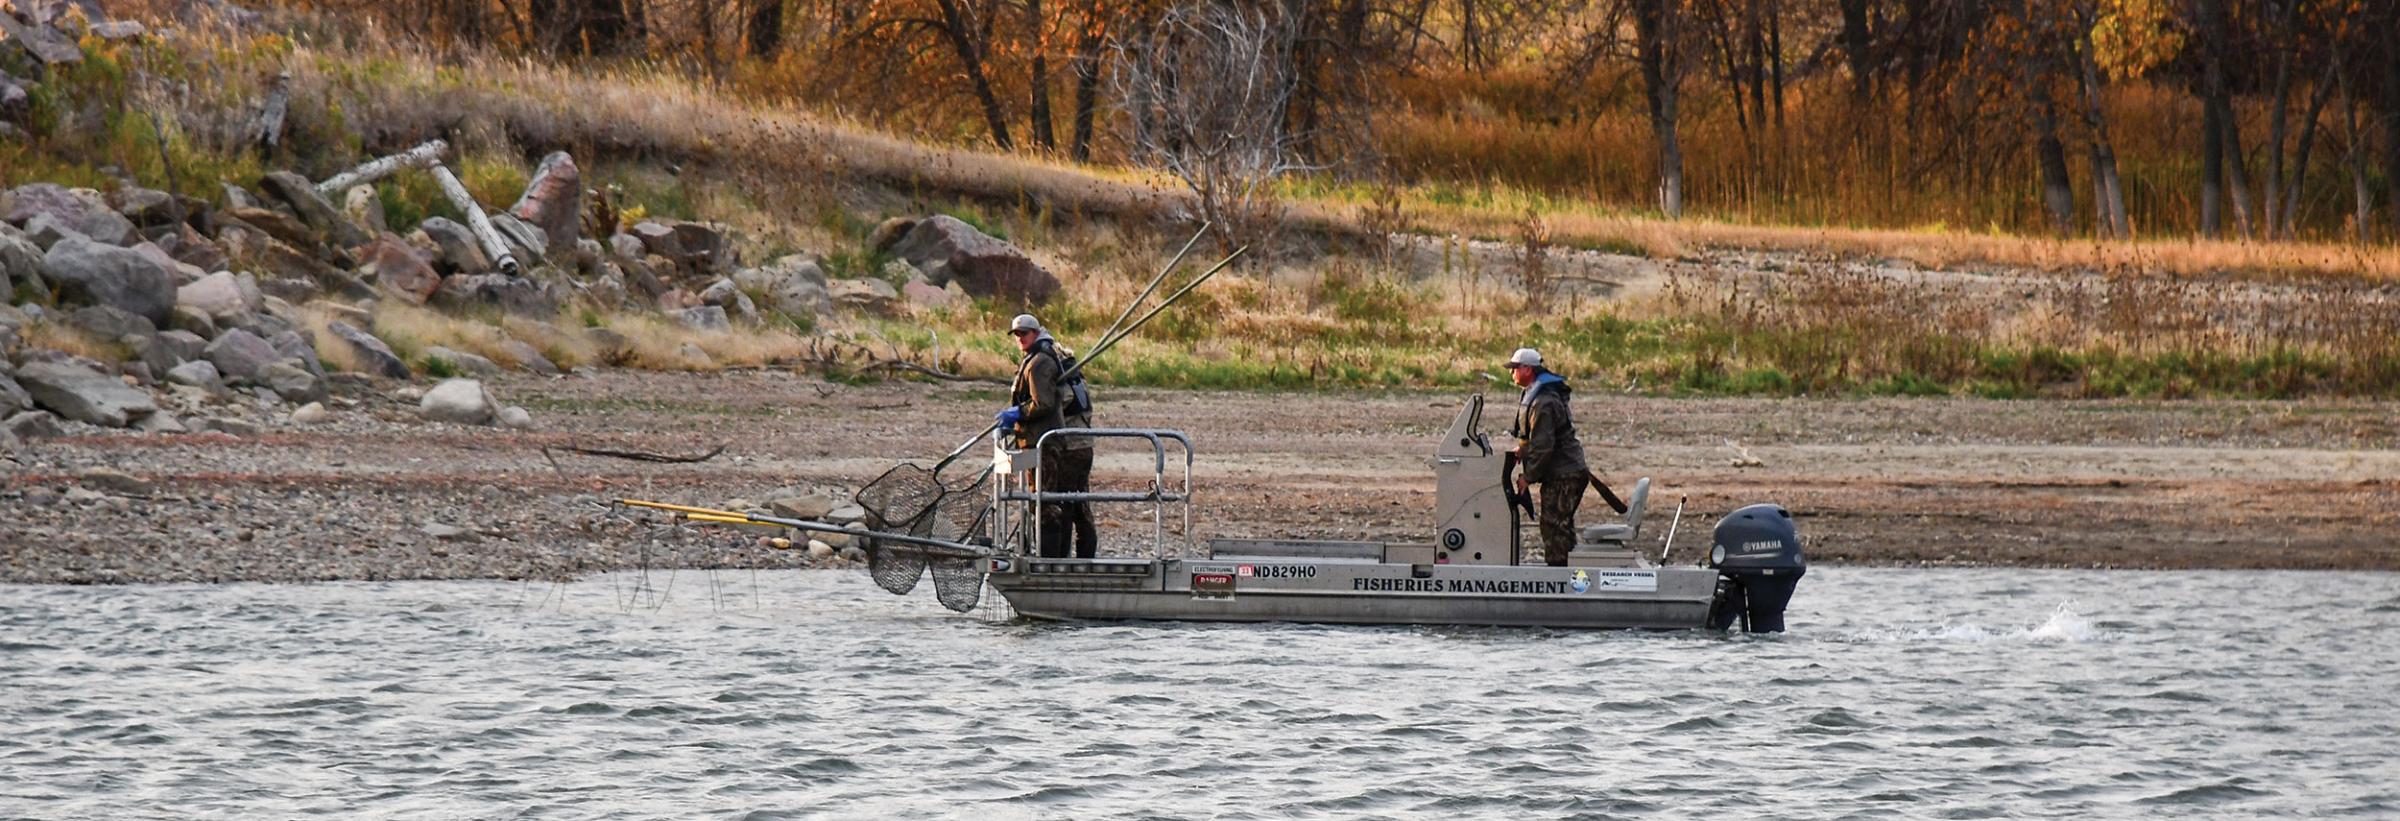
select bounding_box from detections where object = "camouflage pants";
[1534,474,1586,567]
[1038,444,1098,559]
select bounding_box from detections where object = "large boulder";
[202,328,281,383]
[2,230,43,297]
[828,278,902,317]
[417,217,490,275]
[887,215,1060,305]
[4,184,135,246]
[734,254,831,317]
[676,305,730,332]
[14,360,157,427]
[0,72,30,126]
[497,340,560,376]
[508,151,583,252]
[422,345,501,377]
[107,186,182,229]
[629,220,681,259]
[23,212,91,249]
[42,237,176,323]
[258,171,370,248]
[0,373,30,417]
[670,222,730,272]
[419,378,497,425]
[164,359,221,389]
[267,330,324,378]
[66,304,156,341]
[255,239,372,301]
[259,360,323,403]
[177,271,256,320]
[326,320,410,380]
[865,217,918,253]
[432,273,558,318]
[164,224,230,276]
[342,186,386,234]
[630,219,730,277]
[225,206,320,251]
[128,241,206,285]
[356,233,440,305]
[6,410,66,440]
[0,13,83,65]
[696,278,758,322]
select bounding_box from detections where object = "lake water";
[3,568,2396,819]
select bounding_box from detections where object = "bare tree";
[1632,0,1690,217]
[1115,2,1311,252]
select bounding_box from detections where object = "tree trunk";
[1839,0,1873,104]
[2336,60,2372,243]
[1768,0,1785,131]
[2197,0,2255,238]
[746,0,783,61]
[2221,99,2257,238]
[2075,30,2129,238]
[1636,0,1685,217]
[2034,92,2075,237]
[935,0,1015,150]
[1027,0,1056,151]
[1070,8,1104,162]
[2283,65,2338,238]
[2385,17,2400,240]
[2201,87,2225,237]
[2262,8,2293,237]
[1745,2,1768,133]
[528,0,563,56]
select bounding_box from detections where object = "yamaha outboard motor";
[1705,503,1806,632]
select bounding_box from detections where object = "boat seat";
[1582,523,1634,543]
[1578,477,1651,545]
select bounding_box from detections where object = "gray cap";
[1009,314,1042,334]
[1507,348,1542,368]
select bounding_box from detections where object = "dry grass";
[17,320,127,364]
[22,15,2389,290]
[1288,185,2400,284]
[292,303,367,374]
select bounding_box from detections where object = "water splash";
[2024,601,2094,643]
[1832,601,2100,644]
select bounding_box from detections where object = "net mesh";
[866,544,926,595]
[857,463,945,535]
[855,462,992,605]
[929,557,984,612]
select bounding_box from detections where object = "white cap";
[1506,348,1542,368]
[1009,314,1042,334]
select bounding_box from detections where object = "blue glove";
[996,407,1022,429]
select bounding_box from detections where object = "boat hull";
[985,557,1721,630]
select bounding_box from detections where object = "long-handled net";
[854,461,992,610]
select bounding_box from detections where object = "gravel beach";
[5,369,2397,584]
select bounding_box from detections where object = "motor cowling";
[1705,503,1805,632]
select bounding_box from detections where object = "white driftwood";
[316,139,449,197]
[429,163,521,276]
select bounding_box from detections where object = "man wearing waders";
[1507,348,1588,567]
[998,314,1099,558]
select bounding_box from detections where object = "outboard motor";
[1705,503,1805,632]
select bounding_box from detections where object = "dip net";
[855,462,992,612]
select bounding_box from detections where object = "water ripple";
[0,567,2391,817]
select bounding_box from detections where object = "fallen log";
[428,162,522,276]
[316,139,449,197]
[543,443,729,463]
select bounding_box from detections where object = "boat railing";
[993,428,1196,559]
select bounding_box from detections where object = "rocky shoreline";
[7,370,2397,585]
